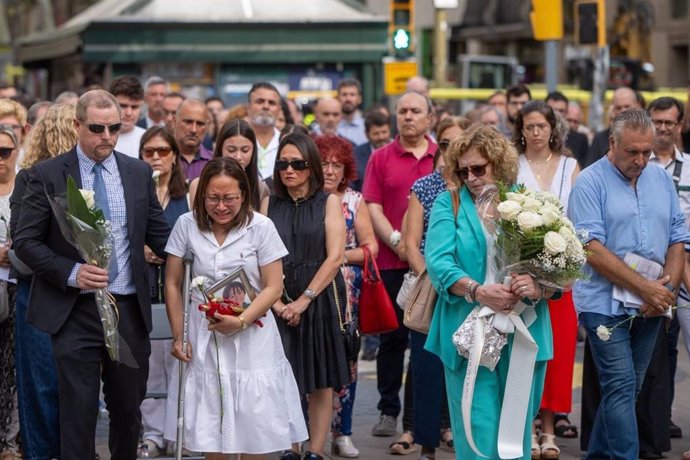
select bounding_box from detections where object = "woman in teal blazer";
[425,124,553,460]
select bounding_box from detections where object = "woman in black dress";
[261,133,349,460]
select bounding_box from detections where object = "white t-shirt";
[115,126,146,158]
[256,127,281,180]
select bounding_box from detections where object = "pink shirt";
[362,135,436,270]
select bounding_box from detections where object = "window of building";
[671,0,688,18]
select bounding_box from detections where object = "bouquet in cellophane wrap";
[492,183,588,290]
[47,176,137,367]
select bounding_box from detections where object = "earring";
[520,137,526,147]
[550,136,555,144]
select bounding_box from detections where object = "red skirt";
[540,291,578,413]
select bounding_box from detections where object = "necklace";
[527,152,553,166]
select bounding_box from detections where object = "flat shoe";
[531,434,540,460]
[539,433,560,460]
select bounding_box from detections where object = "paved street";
[97,341,690,459]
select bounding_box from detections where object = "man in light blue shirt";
[336,78,368,146]
[568,108,688,460]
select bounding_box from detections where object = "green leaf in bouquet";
[66,176,98,229]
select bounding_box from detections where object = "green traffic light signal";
[393,28,411,50]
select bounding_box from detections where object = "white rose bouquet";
[493,184,587,290]
[47,176,136,367]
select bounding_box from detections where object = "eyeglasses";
[86,123,122,134]
[438,140,451,152]
[523,123,550,133]
[322,161,344,172]
[204,195,241,206]
[275,159,309,171]
[652,119,678,129]
[142,146,173,158]
[0,147,15,159]
[455,162,489,180]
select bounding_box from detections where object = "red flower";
[198,297,266,327]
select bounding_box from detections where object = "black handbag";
[333,278,361,363]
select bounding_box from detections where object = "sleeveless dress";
[518,154,578,413]
[268,192,350,394]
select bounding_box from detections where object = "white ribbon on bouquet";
[461,301,538,459]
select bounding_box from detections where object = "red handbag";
[358,246,399,334]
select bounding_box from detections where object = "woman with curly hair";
[10,103,78,460]
[313,134,378,458]
[513,101,580,459]
[425,124,554,460]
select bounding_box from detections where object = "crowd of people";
[0,73,690,460]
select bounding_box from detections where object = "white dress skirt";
[163,212,308,454]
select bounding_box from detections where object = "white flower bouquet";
[492,184,588,290]
[48,176,137,367]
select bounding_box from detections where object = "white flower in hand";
[79,189,96,209]
[596,325,611,341]
[544,231,568,254]
[497,200,521,221]
[521,197,543,212]
[505,192,526,204]
[516,211,543,232]
[152,170,161,186]
[539,204,561,226]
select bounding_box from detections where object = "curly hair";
[445,123,518,189]
[22,103,78,169]
[512,100,566,155]
[313,134,356,192]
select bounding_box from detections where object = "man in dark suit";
[14,89,171,460]
[545,91,590,166]
[351,110,391,192]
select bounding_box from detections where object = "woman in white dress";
[164,157,308,459]
[513,100,580,460]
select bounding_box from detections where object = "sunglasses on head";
[275,159,309,171]
[0,147,14,160]
[455,162,489,181]
[141,146,173,158]
[87,123,122,135]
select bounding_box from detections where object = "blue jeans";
[580,312,662,460]
[14,278,60,460]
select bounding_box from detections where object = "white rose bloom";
[558,225,575,240]
[517,211,543,231]
[544,231,568,254]
[596,325,611,342]
[152,170,161,184]
[497,200,522,221]
[80,189,96,209]
[540,205,562,226]
[521,197,543,212]
[505,192,526,204]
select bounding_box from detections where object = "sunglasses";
[455,162,489,181]
[142,146,173,158]
[0,147,14,159]
[438,140,451,152]
[87,123,122,134]
[275,159,309,171]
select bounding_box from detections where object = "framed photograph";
[204,268,256,308]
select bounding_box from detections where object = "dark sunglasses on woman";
[0,147,14,159]
[275,159,309,171]
[141,146,173,158]
[455,163,489,181]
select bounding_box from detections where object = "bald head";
[611,87,642,119]
[315,97,342,135]
[406,76,429,97]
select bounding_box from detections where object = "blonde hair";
[0,99,27,126]
[22,104,78,169]
[444,123,518,188]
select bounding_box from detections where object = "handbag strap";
[362,245,380,282]
[332,278,348,332]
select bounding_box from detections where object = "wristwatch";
[304,288,317,300]
[390,230,402,247]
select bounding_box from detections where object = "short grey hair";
[75,89,121,122]
[144,76,169,92]
[610,108,655,144]
[396,91,433,115]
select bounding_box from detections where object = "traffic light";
[390,0,415,58]
[575,0,606,47]
[530,0,563,41]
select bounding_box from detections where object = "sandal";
[553,414,578,439]
[389,431,418,455]
[531,434,540,460]
[539,433,560,460]
[439,428,454,453]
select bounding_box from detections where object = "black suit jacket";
[351,142,373,192]
[584,128,610,168]
[565,130,589,168]
[14,148,171,334]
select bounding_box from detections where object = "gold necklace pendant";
[528,152,553,165]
